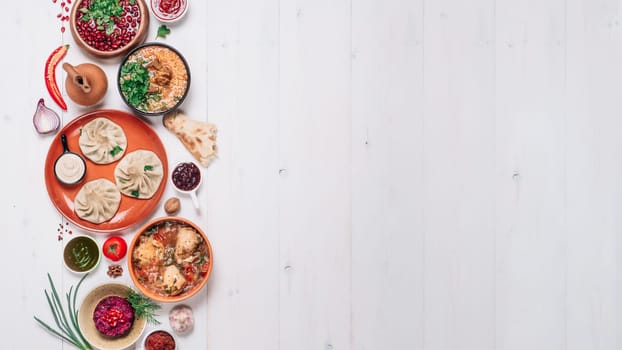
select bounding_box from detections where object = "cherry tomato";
[102,236,128,261]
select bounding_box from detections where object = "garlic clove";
[33,98,61,134]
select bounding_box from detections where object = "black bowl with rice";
[117,43,191,116]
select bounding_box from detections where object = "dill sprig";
[126,289,161,325]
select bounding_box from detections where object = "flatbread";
[163,111,217,167]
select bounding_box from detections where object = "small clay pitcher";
[63,62,108,107]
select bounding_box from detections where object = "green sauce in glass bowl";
[63,236,100,274]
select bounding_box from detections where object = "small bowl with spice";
[63,235,101,274]
[69,0,150,58]
[143,329,177,350]
[117,43,191,116]
[151,0,188,23]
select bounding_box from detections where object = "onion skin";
[33,98,61,134]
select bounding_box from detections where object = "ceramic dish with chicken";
[129,217,212,302]
[118,43,190,116]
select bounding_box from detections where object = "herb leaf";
[144,165,154,171]
[131,190,140,197]
[156,25,171,39]
[79,0,124,35]
[110,145,123,156]
[120,60,161,110]
[126,290,161,325]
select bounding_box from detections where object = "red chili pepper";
[44,44,69,110]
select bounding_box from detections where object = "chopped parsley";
[156,24,171,39]
[145,227,158,236]
[131,190,140,197]
[120,60,161,111]
[144,165,154,171]
[79,0,124,35]
[110,145,123,156]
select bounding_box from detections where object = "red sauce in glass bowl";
[151,0,187,22]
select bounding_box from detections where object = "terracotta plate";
[44,110,168,234]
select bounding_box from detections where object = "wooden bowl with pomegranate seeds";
[69,0,149,58]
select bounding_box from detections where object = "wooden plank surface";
[494,1,567,349]
[351,0,424,349]
[5,0,622,349]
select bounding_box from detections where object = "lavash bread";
[74,178,121,224]
[163,111,217,167]
[114,150,164,199]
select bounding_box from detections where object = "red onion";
[33,98,61,134]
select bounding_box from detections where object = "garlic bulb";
[33,98,61,134]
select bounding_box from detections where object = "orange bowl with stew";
[127,217,212,302]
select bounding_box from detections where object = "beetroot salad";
[93,296,135,337]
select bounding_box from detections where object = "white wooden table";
[3,0,622,349]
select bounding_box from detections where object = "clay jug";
[63,62,108,107]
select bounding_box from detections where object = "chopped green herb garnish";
[120,60,161,111]
[144,165,154,171]
[131,190,140,197]
[110,145,123,156]
[145,227,158,236]
[156,24,171,39]
[79,0,124,36]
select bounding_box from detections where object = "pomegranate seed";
[60,2,64,6]
[61,26,65,33]
[57,13,61,18]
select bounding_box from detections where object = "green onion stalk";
[33,273,92,350]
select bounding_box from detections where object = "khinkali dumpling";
[114,150,164,199]
[74,179,121,224]
[79,117,127,164]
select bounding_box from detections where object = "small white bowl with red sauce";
[171,161,202,210]
[151,0,188,23]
